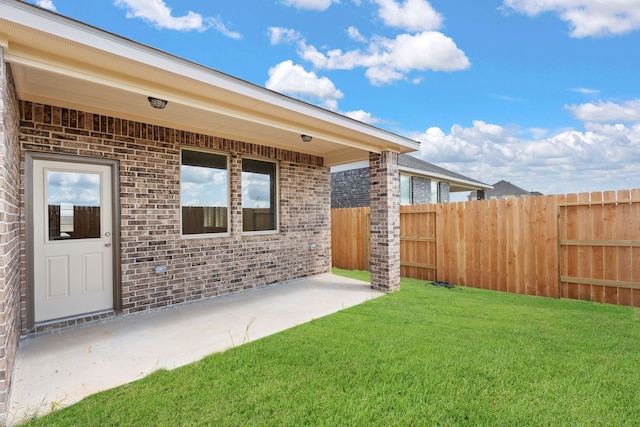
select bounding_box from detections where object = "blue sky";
[29,0,640,198]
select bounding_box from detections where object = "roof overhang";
[0,0,419,166]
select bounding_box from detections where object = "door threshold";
[30,310,116,336]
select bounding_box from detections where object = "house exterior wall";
[0,61,23,417]
[18,101,332,333]
[330,168,369,208]
[333,168,452,207]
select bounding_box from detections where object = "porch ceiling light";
[148,97,168,109]
[301,134,312,142]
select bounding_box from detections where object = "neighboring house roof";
[0,0,419,166]
[488,180,533,197]
[468,180,541,199]
[398,154,491,192]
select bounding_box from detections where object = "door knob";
[105,243,112,247]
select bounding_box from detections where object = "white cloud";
[280,0,339,11]
[502,0,640,37]
[413,119,640,196]
[566,99,640,122]
[299,31,470,85]
[268,27,303,45]
[274,1,467,86]
[571,87,600,95]
[344,110,381,124]
[494,94,526,103]
[114,0,242,38]
[265,60,344,110]
[347,26,368,43]
[35,0,57,11]
[373,0,443,32]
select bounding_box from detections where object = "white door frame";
[26,152,121,328]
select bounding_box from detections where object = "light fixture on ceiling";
[301,134,312,142]
[148,97,168,109]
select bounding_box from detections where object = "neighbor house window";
[181,149,228,235]
[242,158,277,232]
[430,180,440,204]
[400,174,412,205]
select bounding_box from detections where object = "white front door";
[33,159,114,322]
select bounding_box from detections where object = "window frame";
[400,173,413,205]
[241,157,279,234]
[180,148,230,238]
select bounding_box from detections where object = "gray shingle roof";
[486,180,531,196]
[398,154,488,188]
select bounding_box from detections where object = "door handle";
[105,243,112,247]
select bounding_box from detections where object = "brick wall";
[330,168,369,208]
[19,101,331,332]
[0,61,23,417]
[411,176,431,204]
[439,182,450,203]
[334,169,452,207]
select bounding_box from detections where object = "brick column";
[369,151,400,292]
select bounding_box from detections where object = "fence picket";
[631,189,640,306]
[617,190,632,306]
[488,199,499,292]
[590,191,605,303]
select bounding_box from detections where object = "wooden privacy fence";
[331,189,640,307]
[558,190,640,306]
[332,207,370,271]
[399,205,437,281]
[331,205,439,280]
[437,194,559,299]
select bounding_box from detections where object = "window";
[47,171,101,240]
[430,180,440,204]
[400,174,412,205]
[181,149,228,235]
[242,159,277,232]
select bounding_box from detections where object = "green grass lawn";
[26,269,640,426]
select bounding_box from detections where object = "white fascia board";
[0,0,420,153]
[399,165,492,190]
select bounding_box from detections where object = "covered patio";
[7,274,383,424]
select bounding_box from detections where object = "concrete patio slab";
[7,274,382,424]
